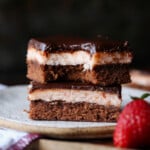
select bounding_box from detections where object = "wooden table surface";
[25,138,119,150]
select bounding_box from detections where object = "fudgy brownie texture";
[27,60,130,86]
[29,100,120,122]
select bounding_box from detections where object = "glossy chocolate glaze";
[30,81,121,97]
[28,36,131,54]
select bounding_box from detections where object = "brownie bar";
[127,70,150,91]
[29,100,120,122]
[27,61,130,85]
[28,82,121,122]
[26,37,132,85]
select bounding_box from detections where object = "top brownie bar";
[26,36,133,85]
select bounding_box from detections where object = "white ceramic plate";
[0,85,149,139]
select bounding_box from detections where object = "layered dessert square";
[28,82,121,122]
[129,70,150,90]
[26,37,133,86]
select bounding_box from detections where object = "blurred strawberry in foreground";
[113,93,150,148]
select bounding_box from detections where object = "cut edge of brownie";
[29,100,120,122]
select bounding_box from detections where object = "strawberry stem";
[131,93,150,100]
[141,93,150,99]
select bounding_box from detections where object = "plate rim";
[0,84,149,139]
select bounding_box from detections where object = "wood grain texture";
[25,139,117,150]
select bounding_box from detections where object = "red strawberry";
[113,93,150,148]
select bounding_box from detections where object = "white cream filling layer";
[27,47,132,70]
[29,89,121,107]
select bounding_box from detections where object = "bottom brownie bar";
[30,100,120,122]
[28,82,121,122]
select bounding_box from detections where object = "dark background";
[0,0,150,85]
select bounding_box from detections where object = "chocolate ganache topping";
[28,36,130,54]
[30,81,121,97]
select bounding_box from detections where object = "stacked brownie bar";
[26,37,133,122]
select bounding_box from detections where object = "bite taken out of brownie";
[26,37,133,86]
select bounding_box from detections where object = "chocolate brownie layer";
[29,100,120,122]
[27,61,130,85]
